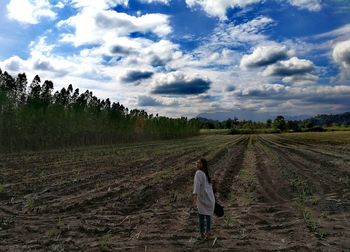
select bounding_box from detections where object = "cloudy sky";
[1,0,350,120]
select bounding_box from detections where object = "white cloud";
[7,0,56,24]
[288,0,322,12]
[282,73,319,86]
[317,24,350,41]
[0,36,62,76]
[137,95,179,107]
[57,7,171,46]
[192,48,241,68]
[1,36,103,81]
[234,83,350,111]
[203,16,274,51]
[100,37,182,69]
[28,37,74,77]
[145,40,182,66]
[121,69,154,84]
[291,85,350,106]
[185,0,322,20]
[185,0,262,20]
[70,0,128,10]
[235,83,289,97]
[263,57,315,77]
[333,40,350,78]
[179,16,275,75]
[151,72,211,95]
[55,2,65,9]
[29,36,56,57]
[139,0,170,4]
[239,43,320,85]
[240,43,291,69]
[2,56,26,73]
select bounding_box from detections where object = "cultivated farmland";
[0,133,349,251]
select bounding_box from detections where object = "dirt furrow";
[253,138,290,203]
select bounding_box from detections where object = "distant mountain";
[197,110,273,122]
[197,110,350,125]
[307,112,350,126]
[196,117,219,123]
[197,110,310,122]
[284,115,311,121]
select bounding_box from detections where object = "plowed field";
[1,133,350,251]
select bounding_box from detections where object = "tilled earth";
[0,133,349,251]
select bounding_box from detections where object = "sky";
[0,0,350,120]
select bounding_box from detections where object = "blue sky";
[1,0,350,120]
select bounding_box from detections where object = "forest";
[0,69,199,151]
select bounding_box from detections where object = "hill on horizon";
[197,111,350,125]
[197,110,311,122]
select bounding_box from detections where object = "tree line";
[0,69,200,152]
[198,114,350,134]
[308,112,350,127]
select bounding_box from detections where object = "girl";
[192,158,215,239]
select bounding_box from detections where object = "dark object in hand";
[214,202,224,217]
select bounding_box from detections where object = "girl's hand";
[192,194,197,208]
[188,207,196,216]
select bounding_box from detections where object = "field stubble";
[0,133,349,251]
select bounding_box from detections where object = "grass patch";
[291,177,313,199]
[291,177,325,239]
[239,168,257,193]
[99,235,111,251]
[227,191,235,202]
[47,227,60,240]
[338,176,350,188]
[293,201,325,239]
[280,131,350,144]
[25,197,35,211]
[239,194,256,206]
[310,195,321,206]
[95,180,103,190]
[169,190,180,204]
[236,166,257,206]
[200,129,231,135]
[224,212,235,228]
[326,127,350,132]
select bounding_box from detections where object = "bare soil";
[0,133,349,251]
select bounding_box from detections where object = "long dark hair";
[199,158,211,184]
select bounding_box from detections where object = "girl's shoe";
[204,231,212,239]
[197,233,206,240]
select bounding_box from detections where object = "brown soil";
[0,134,349,251]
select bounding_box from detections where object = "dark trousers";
[198,214,211,234]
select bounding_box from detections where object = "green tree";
[225,118,233,129]
[0,71,15,92]
[287,120,300,132]
[273,115,286,131]
[266,119,272,128]
[28,75,42,108]
[15,73,27,105]
[40,80,54,107]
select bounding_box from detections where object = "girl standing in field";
[193,158,215,239]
